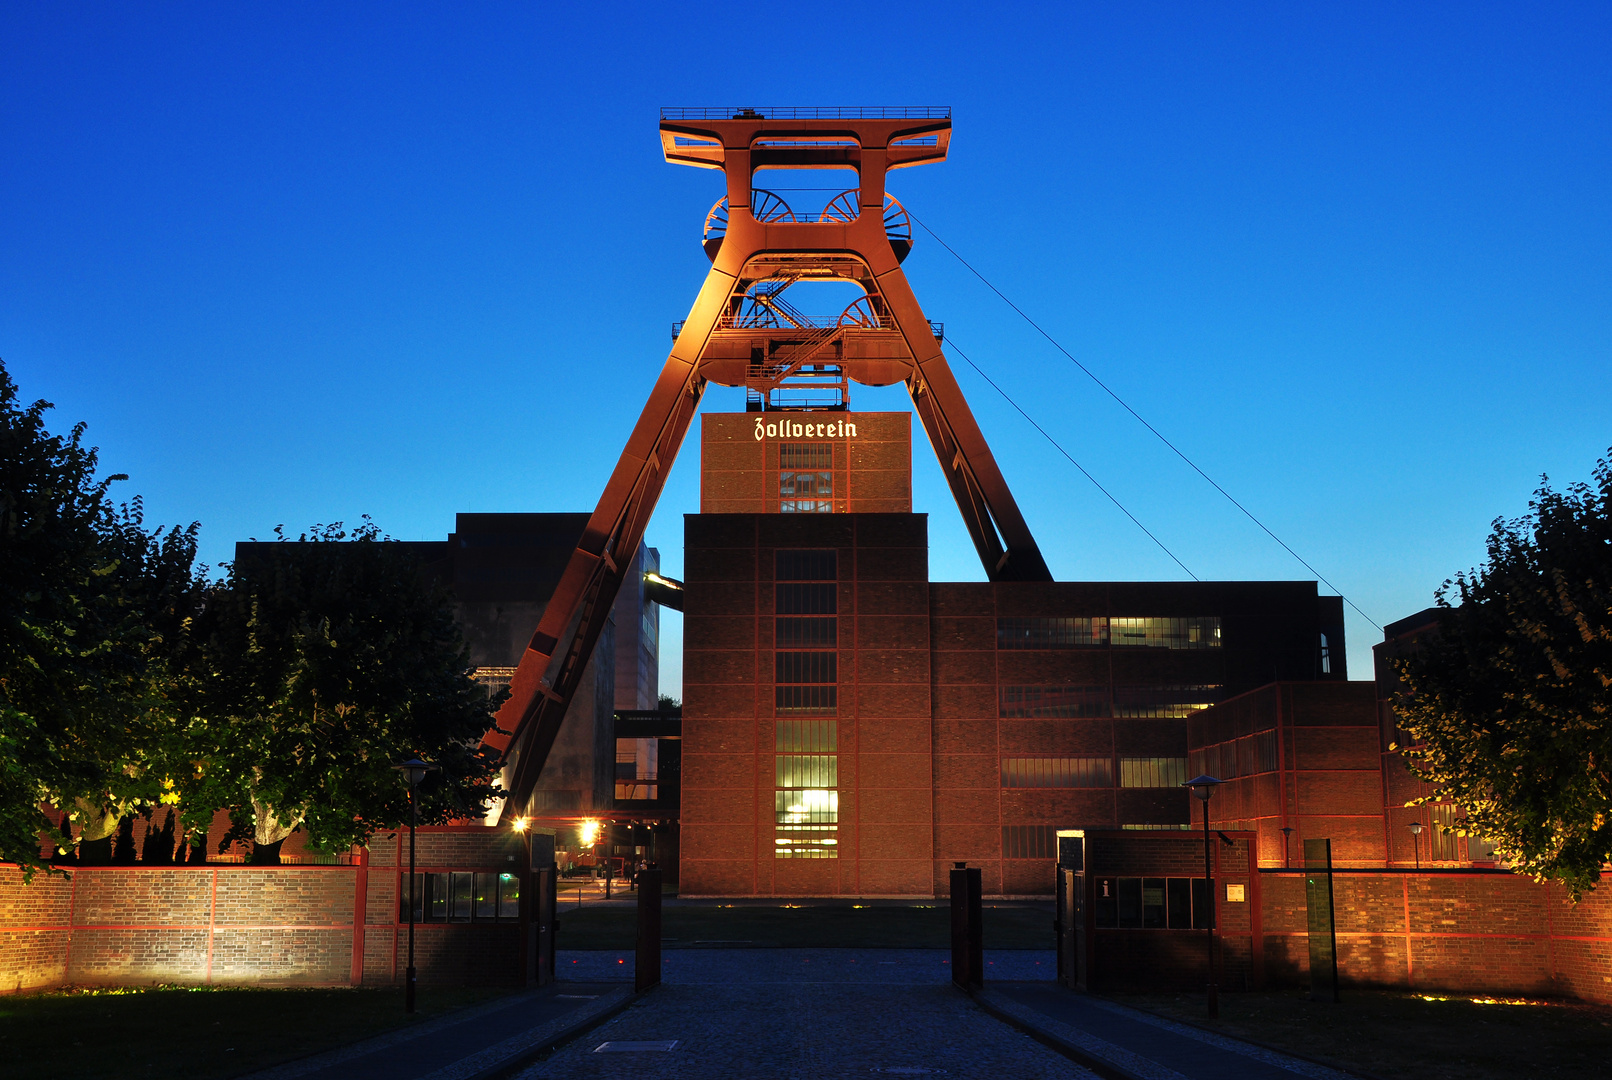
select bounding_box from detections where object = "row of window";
[1000,685,1223,720]
[999,757,1194,790]
[780,443,834,469]
[997,617,1222,651]
[615,737,659,800]
[400,871,521,923]
[777,551,839,857]
[1094,877,1212,929]
[1190,730,1278,781]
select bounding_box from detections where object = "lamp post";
[1409,820,1423,870]
[1184,774,1225,1018]
[1280,826,1295,869]
[393,756,439,1014]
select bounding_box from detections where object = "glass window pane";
[1142,878,1167,928]
[474,872,498,920]
[498,872,521,920]
[428,872,448,921]
[1167,877,1192,928]
[450,871,473,921]
[400,873,425,923]
[1191,877,1210,929]
[1117,877,1143,928]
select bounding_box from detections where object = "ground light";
[1183,774,1225,1019]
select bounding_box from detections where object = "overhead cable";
[945,336,1198,581]
[915,216,1381,631]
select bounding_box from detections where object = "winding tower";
[488,107,1052,816]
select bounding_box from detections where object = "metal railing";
[673,317,944,341]
[661,106,950,121]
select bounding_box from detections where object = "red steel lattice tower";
[487,107,1051,812]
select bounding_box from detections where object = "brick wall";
[1,826,531,993]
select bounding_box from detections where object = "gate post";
[532,866,557,986]
[635,868,662,992]
[1055,830,1086,991]
[950,862,983,990]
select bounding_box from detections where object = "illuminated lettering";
[755,417,765,441]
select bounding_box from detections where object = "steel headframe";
[485,108,1052,817]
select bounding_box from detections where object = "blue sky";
[4,3,1609,696]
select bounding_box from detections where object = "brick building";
[680,412,1348,897]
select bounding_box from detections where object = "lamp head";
[1183,774,1224,801]
[393,757,439,788]
[1408,821,1424,836]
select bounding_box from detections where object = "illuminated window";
[1109,617,1221,650]
[996,617,1108,649]
[1119,757,1189,788]
[776,719,837,752]
[1001,756,1113,788]
[1002,825,1058,859]
[999,685,1110,718]
[1112,685,1222,718]
[780,443,833,469]
[614,737,658,800]
[776,551,838,855]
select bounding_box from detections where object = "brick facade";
[0,826,530,993]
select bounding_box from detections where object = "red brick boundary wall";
[1260,869,1612,1004]
[0,826,530,994]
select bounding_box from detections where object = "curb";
[965,987,1150,1080]
[458,984,647,1080]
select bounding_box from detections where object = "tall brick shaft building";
[680,413,1348,897]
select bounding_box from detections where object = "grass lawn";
[1113,988,1612,1080]
[555,901,1053,949]
[0,984,509,1080]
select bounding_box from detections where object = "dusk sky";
[4,3,1609,696]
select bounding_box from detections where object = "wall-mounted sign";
[755,417,858,441]
[1225,883,1246,903]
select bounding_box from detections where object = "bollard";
[949,861,983,990]
[635,868,662,992]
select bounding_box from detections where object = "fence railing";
[662,106,950,121]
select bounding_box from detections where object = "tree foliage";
[1,359,503,874]
[1394,450,1612,899]
[192,522,503,862]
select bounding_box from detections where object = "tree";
[193,521,503,863]
[1394,450,1612,899]
[0,359,206,875]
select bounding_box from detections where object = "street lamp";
[1184,774,1225,1019]
[1280,826,1295,869]
[1409,820,1424,870]
[393,756,440,1014]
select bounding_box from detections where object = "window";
[615,737,659,800]
[1002,825,1058,859]
[776,550,836,580]
[776,719,837,752]
[999,685,1110,718]
[1190,730,1277,780]
[402,872,521,923]
[1119,757,1188,788]
[1112,685,1222,719]
[776,651,837,684]
[777,617,836,647]
[1431,803,1460,862]
[776,551,839,855]
[1093,876,1209,929]
[1320,632,1331,675]
[776,583,837,614]
[1001,756,1113,788]
[1109,617,1221,650]
[780,443,833,469]
[996,617,1108,649]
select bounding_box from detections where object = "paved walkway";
[242,951,1362,1080]
[981,983,1358,1080]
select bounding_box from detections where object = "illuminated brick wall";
[700,411,911,514]
[0,826,531,993]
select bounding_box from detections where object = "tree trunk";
[249,837,286,865]
[72,799,122,864]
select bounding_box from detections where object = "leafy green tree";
[0,360,207,874]
[193,521,503,863]
[1394,450,1612,899]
